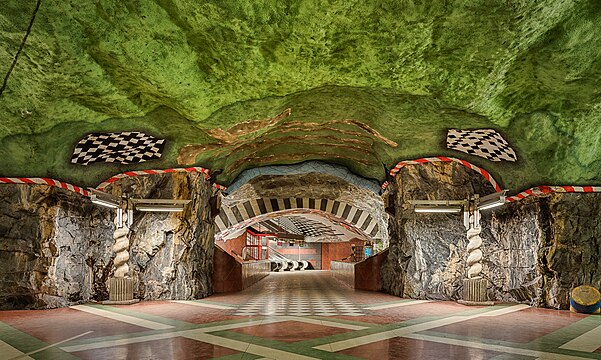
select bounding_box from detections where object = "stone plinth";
[458,278,493,306]
[103,277,138,305]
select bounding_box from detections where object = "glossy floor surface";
[1,271,601,359]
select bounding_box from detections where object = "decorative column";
[459,211,493,305]
[104,210,138,304]
[466,221,483,279]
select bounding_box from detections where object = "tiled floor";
[1,271,601,359]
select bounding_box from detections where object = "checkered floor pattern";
[233,272,365,316]
[234,291,364,316]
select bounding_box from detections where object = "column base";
[460,277,492,305]
[102,299,140,305]
[457,299,495,306]
[102,277,138,305]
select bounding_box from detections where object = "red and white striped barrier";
[0,177,89,197]
[506,185,601,202]
[96,167,210,191]
[213,183,227,191]
[0,167,220,198]
[385,156,501,192]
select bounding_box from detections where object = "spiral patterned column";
[466,217,483,279]
[112,212,130,278]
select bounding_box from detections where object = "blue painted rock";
[570,285,601,314]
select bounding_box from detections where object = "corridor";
[1,271,601,359]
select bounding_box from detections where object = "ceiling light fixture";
[476,190,507,211]
[408,199,466,214]
[414,206,463,213]
[89,189,120,209]
[130,199,191,212]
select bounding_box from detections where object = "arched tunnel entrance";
[212,170,390,293]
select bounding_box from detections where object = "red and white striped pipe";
[0,177,90,197]
[506,185,601,202]
[213,183,227,191]
[0,166,226,198]
[384,156,501,192]
[96,167,210,191]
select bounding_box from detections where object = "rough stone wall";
[381,162,496,300]
[537,194,601,308]
[0,185,113,309]
[381,162,601,309]
[105,172,214,300]
[0,172,214,309]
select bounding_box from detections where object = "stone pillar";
[459,213,493,305]
[466,220,483,279]
[104,210,138,304]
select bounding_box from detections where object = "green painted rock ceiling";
[1,0,600,191]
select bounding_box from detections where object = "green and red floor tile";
[1,272,601,359]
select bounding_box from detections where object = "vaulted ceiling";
[1,1,600,192]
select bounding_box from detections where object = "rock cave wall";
[0,185,113,309]
[0,172,215,309]
[106,172,215,301]
[381,163,601,309]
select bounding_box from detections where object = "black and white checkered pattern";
[447,129,517,162]
[71,132,165,165]
[233,273,364,316]
[287,216,339,238]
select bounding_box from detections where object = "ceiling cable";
[0,0,43,98]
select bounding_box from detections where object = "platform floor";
[1,271,601,359]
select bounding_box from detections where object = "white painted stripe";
[335,202,346,217]
[560,324,601,352]
[407,333,589,360]
[345,207,358,222]
[194,318,285,333]
[480,304,530,317]
[61,332,177,353]
[317,199,326,211]
[288,197,298,209]
[356,211,369,228]
[365,300,431,310]
[60,320,272,353]
[214,216,226,232]
[316,305,529,352]
[13,331,93,359]
[171,300,236,310]
[185,332,318,360]
[238,203,252,219]
[325,199,334,213]
[276,198,285,211]
[264,198,274,213]
[70,305,173,330]
[250,199,262,216]
[365,220,377,235]
[284,316,368,330]
[302,198,309,209]
[222,207,238,226]
[0,340,34,360]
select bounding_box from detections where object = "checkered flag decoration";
[446,129,517,162]
[71,132,166,165]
